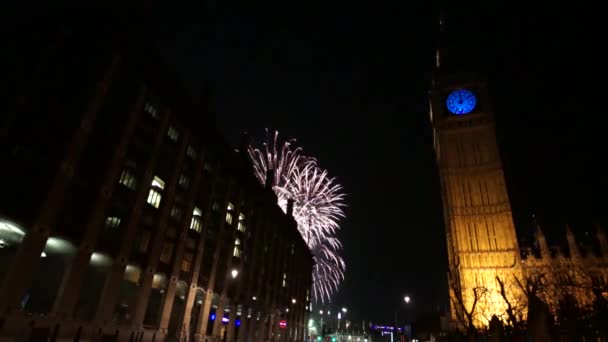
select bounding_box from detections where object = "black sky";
[147,0,606,325]
[6,0,606,326]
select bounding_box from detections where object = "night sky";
[7,0,606,327]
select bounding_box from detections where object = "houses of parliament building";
[429,15,608,331]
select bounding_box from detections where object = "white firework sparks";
[247,130,346,303]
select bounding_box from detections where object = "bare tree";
[495,276,522,330]
[449,274,488,336]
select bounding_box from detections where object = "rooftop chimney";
[286,199,294,217]
[265,169,274,190]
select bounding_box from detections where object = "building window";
[178,174,190,188]
[233,238,242,258]
[139,230,151,253]
[190,207,203,233]
[187,146,197,159]
[181,252,193,272]
[167,125,179,141]
[118,168,137,190]
[147,176,165,208]
[144,102,159,118]
[171,205,182,220]
[160,242,174,264]
[105,216,121,229]
[282,273,287,288]
[226,202,235,225]
[237,213,246,232]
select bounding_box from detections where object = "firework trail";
[247,129,346,303]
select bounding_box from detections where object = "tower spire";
[535,225,550,259]
[566,225,581,260]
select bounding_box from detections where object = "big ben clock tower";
[429,17,523,329]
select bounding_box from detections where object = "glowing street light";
[319,310,323,315]
[292,298,297,304]
[231,269,239,279]
[342,307,347,313]
[404,295,411,304]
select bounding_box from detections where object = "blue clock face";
[446,89,477,115]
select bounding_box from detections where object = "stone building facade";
[0,15,313,341]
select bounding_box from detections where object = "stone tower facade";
[430,11,608,333]
[429,71,523,329]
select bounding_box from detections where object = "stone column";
[225,304,238,342]
[212,297,227,337]
[175,160,219,340]
[194,292,213,342]
[51,85,145,318]
[246,312,260,342]
[0,55,120,313]
[158,276,180,332]
[179,283,200,340]
[237,312,250,342]
[267,313,277,342]
[131,133,189,329]
[94,109,171,324]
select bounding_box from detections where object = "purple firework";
[248,130,346,303]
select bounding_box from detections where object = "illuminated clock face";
[446,89,477,115]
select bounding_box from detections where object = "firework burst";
[248,129,346,303]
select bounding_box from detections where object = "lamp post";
[338,307,347,333]
[402,295,412,341]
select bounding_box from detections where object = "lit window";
[226,212,233,225]
[178,174,190,188]
[167,125,179,141]
[190,207,203,233]
[226,202,234,224]
[152,177,165,189]
[187,146,197,159]
[118,168,137,190]
[147,176,165,208]
[144,102,159,118]
[160,242,174,263]
[282,273,287,288]
[237,213,246,232]
[105,216,121,229]
[181,252,193,272]
[233,238,242,257]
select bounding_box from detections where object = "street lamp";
[404,295,411,304]
[342,307,347,313]
[231,269,239,279]
[292,298,297,304]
